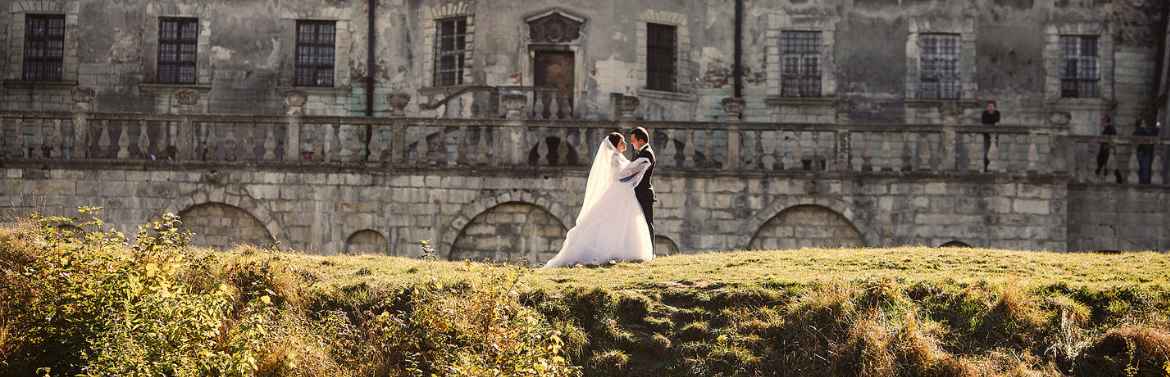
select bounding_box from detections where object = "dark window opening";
[434,17,468,87]
[646,23,678,92]
[22,14,66,81]
[780,30,822,97]
[295,20,336,87]
[158,17,199,84]
[918,33,962,100]
[1061,35,1099,98]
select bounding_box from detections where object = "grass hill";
[2,212,1169,376]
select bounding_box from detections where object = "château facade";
[1,0,1169,260]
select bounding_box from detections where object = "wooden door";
[533,51,574,119]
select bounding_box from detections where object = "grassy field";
[2,214,1170,376]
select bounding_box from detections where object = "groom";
[624,127,656,241]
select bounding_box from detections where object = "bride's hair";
[607,132,625,148]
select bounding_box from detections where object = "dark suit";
[633,145,656,240]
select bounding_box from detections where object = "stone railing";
[416,86,577,120]
[1066,135,1170,185]
[0,110,1086,180]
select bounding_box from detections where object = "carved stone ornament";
[71,86,96,105]
[174,89,200,106]
[1049,111,1072,126]
[528,11,584,44]
[284,90,308,108]
[387,93,411,116]
[721,97,746,118]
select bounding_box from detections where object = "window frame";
[22,14,67,82]
[779,30,823,98]
[294,20,337,88]
[157,17,200,84]
[645,22,678,92]
[1060,35,1100,98]
[917,33,962,100]
[433,17,469,87]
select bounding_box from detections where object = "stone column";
[940,102,961,171]
[285,91,307,161]
[70,87,95,159]
[174,89,202,160]
[722,97,746,171]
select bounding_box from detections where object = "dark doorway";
[533,51,574,119]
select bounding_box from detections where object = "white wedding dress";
[544,140,654,267]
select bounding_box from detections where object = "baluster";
[704,129,716,168]
[336,124,352,162]
[324,123,337,162]
[0,117,8,158]
[97,120,111,159]
[1152,150,1165,185]
[548,95,561,120]
[416,127,430,166]
[577,127,591,166]
[726,127,741,171]
[920,133,935,172]
[1026,133,1039,174]
[441,126,454,166]
[533,95,545,120]
[166,120,178,160]
[50,119,64,159]
[225,124,241,161]
[391,123,407,166]
[1127,145,1140,184]
[263,124,277,160]
[758,130,767,169]
[683,129,696,168]
[136,120,150,159]
[765,131,780,170]
[877,132,891,172]
[557,127,569,166]
[532,127,545,166]
[369,127,386,163]
[117,121,131,159]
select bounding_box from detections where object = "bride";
[544,133,654,267]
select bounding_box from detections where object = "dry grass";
[4,215,1170,376]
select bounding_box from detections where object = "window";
[780,31,822,97]
[294,21,336,87]
[646,23,677,92]
[1061,35,1099,98]
[158,18,199,84]
[918,33,961,100]
[22,14,66,81]
[434,17,468,87]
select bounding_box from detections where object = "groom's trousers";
[636,192,655,242]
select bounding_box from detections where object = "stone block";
[1012,199,1050,215]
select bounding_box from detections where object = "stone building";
[2,0,1170,261]
[2,0,1168,130]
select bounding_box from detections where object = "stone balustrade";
[1,109,1165,185]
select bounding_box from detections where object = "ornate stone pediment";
[526,9,585,44]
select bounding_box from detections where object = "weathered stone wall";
[0,164,1077,263]
[1068,184,1170,252]
[179,202,274,249]
[0,0,1163,132]
[748,204,865,250]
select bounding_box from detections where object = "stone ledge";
[3,80,78,90]
[636,88,698,102]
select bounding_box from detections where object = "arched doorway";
[346,230,389,255]
[179,203,274,249]
[451,202,568,265]
[748,205,864,250]
[654,235,680,257]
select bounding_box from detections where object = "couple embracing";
[544,127,657,267]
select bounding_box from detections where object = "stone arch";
[346,230,388,255]
[178,203,275,249]
[746,204,866,251]
[939,240,972,248]
[441,190,575,256]
[654,235,679,257]
[163,185,288,248]
[449,201,568,265]
[740,196,874,249]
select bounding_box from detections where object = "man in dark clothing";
[627,127,656,241]
[1135,120,1159,184]
[981,101,1001,172]
[1090,114,1118,182]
